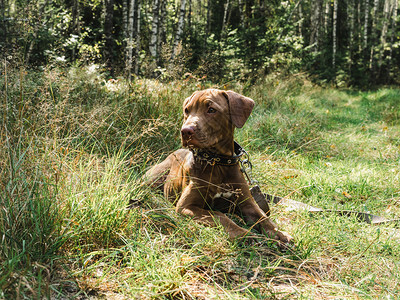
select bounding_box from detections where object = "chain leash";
[239,148,258,186]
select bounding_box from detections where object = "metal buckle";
[239,149,257,185]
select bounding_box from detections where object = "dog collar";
[190,141,245,166]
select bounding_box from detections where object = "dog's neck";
[210,139,234,156]
[211,127,236,156]
[190,141,244,166]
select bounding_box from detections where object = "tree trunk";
[357,1,361,53]
[104,0,115,73]
[221,0,230,34]
[388,0,397,68]
[310,0,322,52]
[71,0,80,61]
[363,0,369,53]
[298,1,303,38]
[369,0,379,70]
[126,0,136,80]
[134,0,141,75]
[238,0,244,27]
[332,0,338,70]
[205,0,211,48]
[122,0,128,40]
[172,0,186,60]
[378,0,391,70]
[324,0,330,35]
[188,0,192,31]
[149,0,160,58]
[122,0,128,74]
[349,0,354,74]
[158,0,166,57]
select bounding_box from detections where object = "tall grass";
[0,65,185,297]
[1,65,399,298]
[1,136,64,298]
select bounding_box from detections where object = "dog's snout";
[181,126,195,140]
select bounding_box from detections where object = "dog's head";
[181,89,254,154]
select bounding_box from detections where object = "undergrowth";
[1,65,399,298]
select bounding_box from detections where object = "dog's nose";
[181,126,195,140]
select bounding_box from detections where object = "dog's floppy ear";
[224,90,255,128]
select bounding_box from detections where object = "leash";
[238,145,257,185]
[237,143,400,226]
[269,195,400,226]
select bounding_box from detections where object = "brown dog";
[146,89,292,244]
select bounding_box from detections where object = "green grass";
[1,66,399,298]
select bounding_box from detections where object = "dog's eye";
[184,108,189,115]
[207,107,217,114]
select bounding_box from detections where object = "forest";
[1,0,399,86]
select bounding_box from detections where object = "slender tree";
[172,0,186,60]
[221,0,230,34]
[205,0,211,48]
[369,0,379,70]
[71,0,80,60]
[104,0,115,72]
[188,0,192,30]
[332,0,338,70]
[122,0,128,40]
[378,0,391,72]
[389,0,398,69]
[310,0,323,51]
[363,0,369,54]
[357,1,361,53]
[158,0,167,55]
[349,0,355,74]
[126,0,136,80]
[134,0,141,75]
[298,1,303,38]
[324,0,330,34]
[149,0,160,58]
[238,0,244,27]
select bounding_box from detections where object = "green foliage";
[2,0,399,85]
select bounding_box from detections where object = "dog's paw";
[277,230,294,243]
[265,229,295,250]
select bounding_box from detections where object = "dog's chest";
[199,183,240,213]
[189,159,245,204]
[204,183,243,213]
[212,190,235,200]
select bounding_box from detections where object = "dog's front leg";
[239,194,293,244]
[175,182,251,240]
